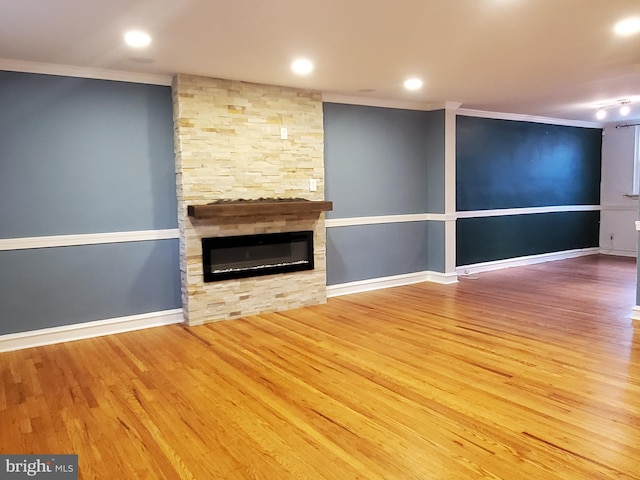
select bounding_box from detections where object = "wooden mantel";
[187,199,333,219]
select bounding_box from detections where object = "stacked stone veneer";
[172,74,326,325]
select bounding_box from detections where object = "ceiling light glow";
[291,58,313,75]
[404,78,423,90]
[614,17,640,36]
[593,99,634,119]
[124,30,151,48]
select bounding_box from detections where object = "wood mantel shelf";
[187,199,333,219]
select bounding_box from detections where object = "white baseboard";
[599,248,638,258]
[327,270,458,297]
[456,248,600,275]
[426,271,459,285]
[0,309,184,353]
[632,306,640,322]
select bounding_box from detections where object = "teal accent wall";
[457,116,602,211]
[456,115,602,267]
[457,211,600,266]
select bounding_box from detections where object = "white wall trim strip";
[456,247,599,276]
[456,205,601,219]
[0,309,184,353]
[327,270,458,297]
[457,108,603,129]
[326,213,451,228]
[631,306,640,322]
[0,229,180,251]
[0,58,173,86]
[326,206,601,227]
[444,105,458,274]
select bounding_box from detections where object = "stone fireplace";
[172,75,328,325]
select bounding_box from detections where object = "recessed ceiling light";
[620,104,631,116]
[124,30,151,48]
[614,17,640,36]
[595,109,607,120]
[291,58,313,75]
[404,78,423,90]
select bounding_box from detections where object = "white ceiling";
[2,0,640,123]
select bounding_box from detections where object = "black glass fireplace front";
[202,231,314,282]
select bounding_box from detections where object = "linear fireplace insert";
[202,231,314,282]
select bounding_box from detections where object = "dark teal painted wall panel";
[456,211,600,266]
[324,103,445,217]
[0,240,181,335]
[0,71,177,238]
[456,116,602,211]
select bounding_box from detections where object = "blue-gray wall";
[323,103,446,285]
[456,115,602,266]
[0,71,180,335]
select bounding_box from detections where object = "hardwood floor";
[1,254,639,479]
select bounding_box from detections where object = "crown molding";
[0,58,173,86]
[457,108,603,128]
[322,93,435,111]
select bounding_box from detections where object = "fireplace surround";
[173,74,328,325]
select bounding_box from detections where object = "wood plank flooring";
[1,254,639,479]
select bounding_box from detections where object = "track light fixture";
[595,99,633,120]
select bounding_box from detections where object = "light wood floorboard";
[1,254,639,479]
